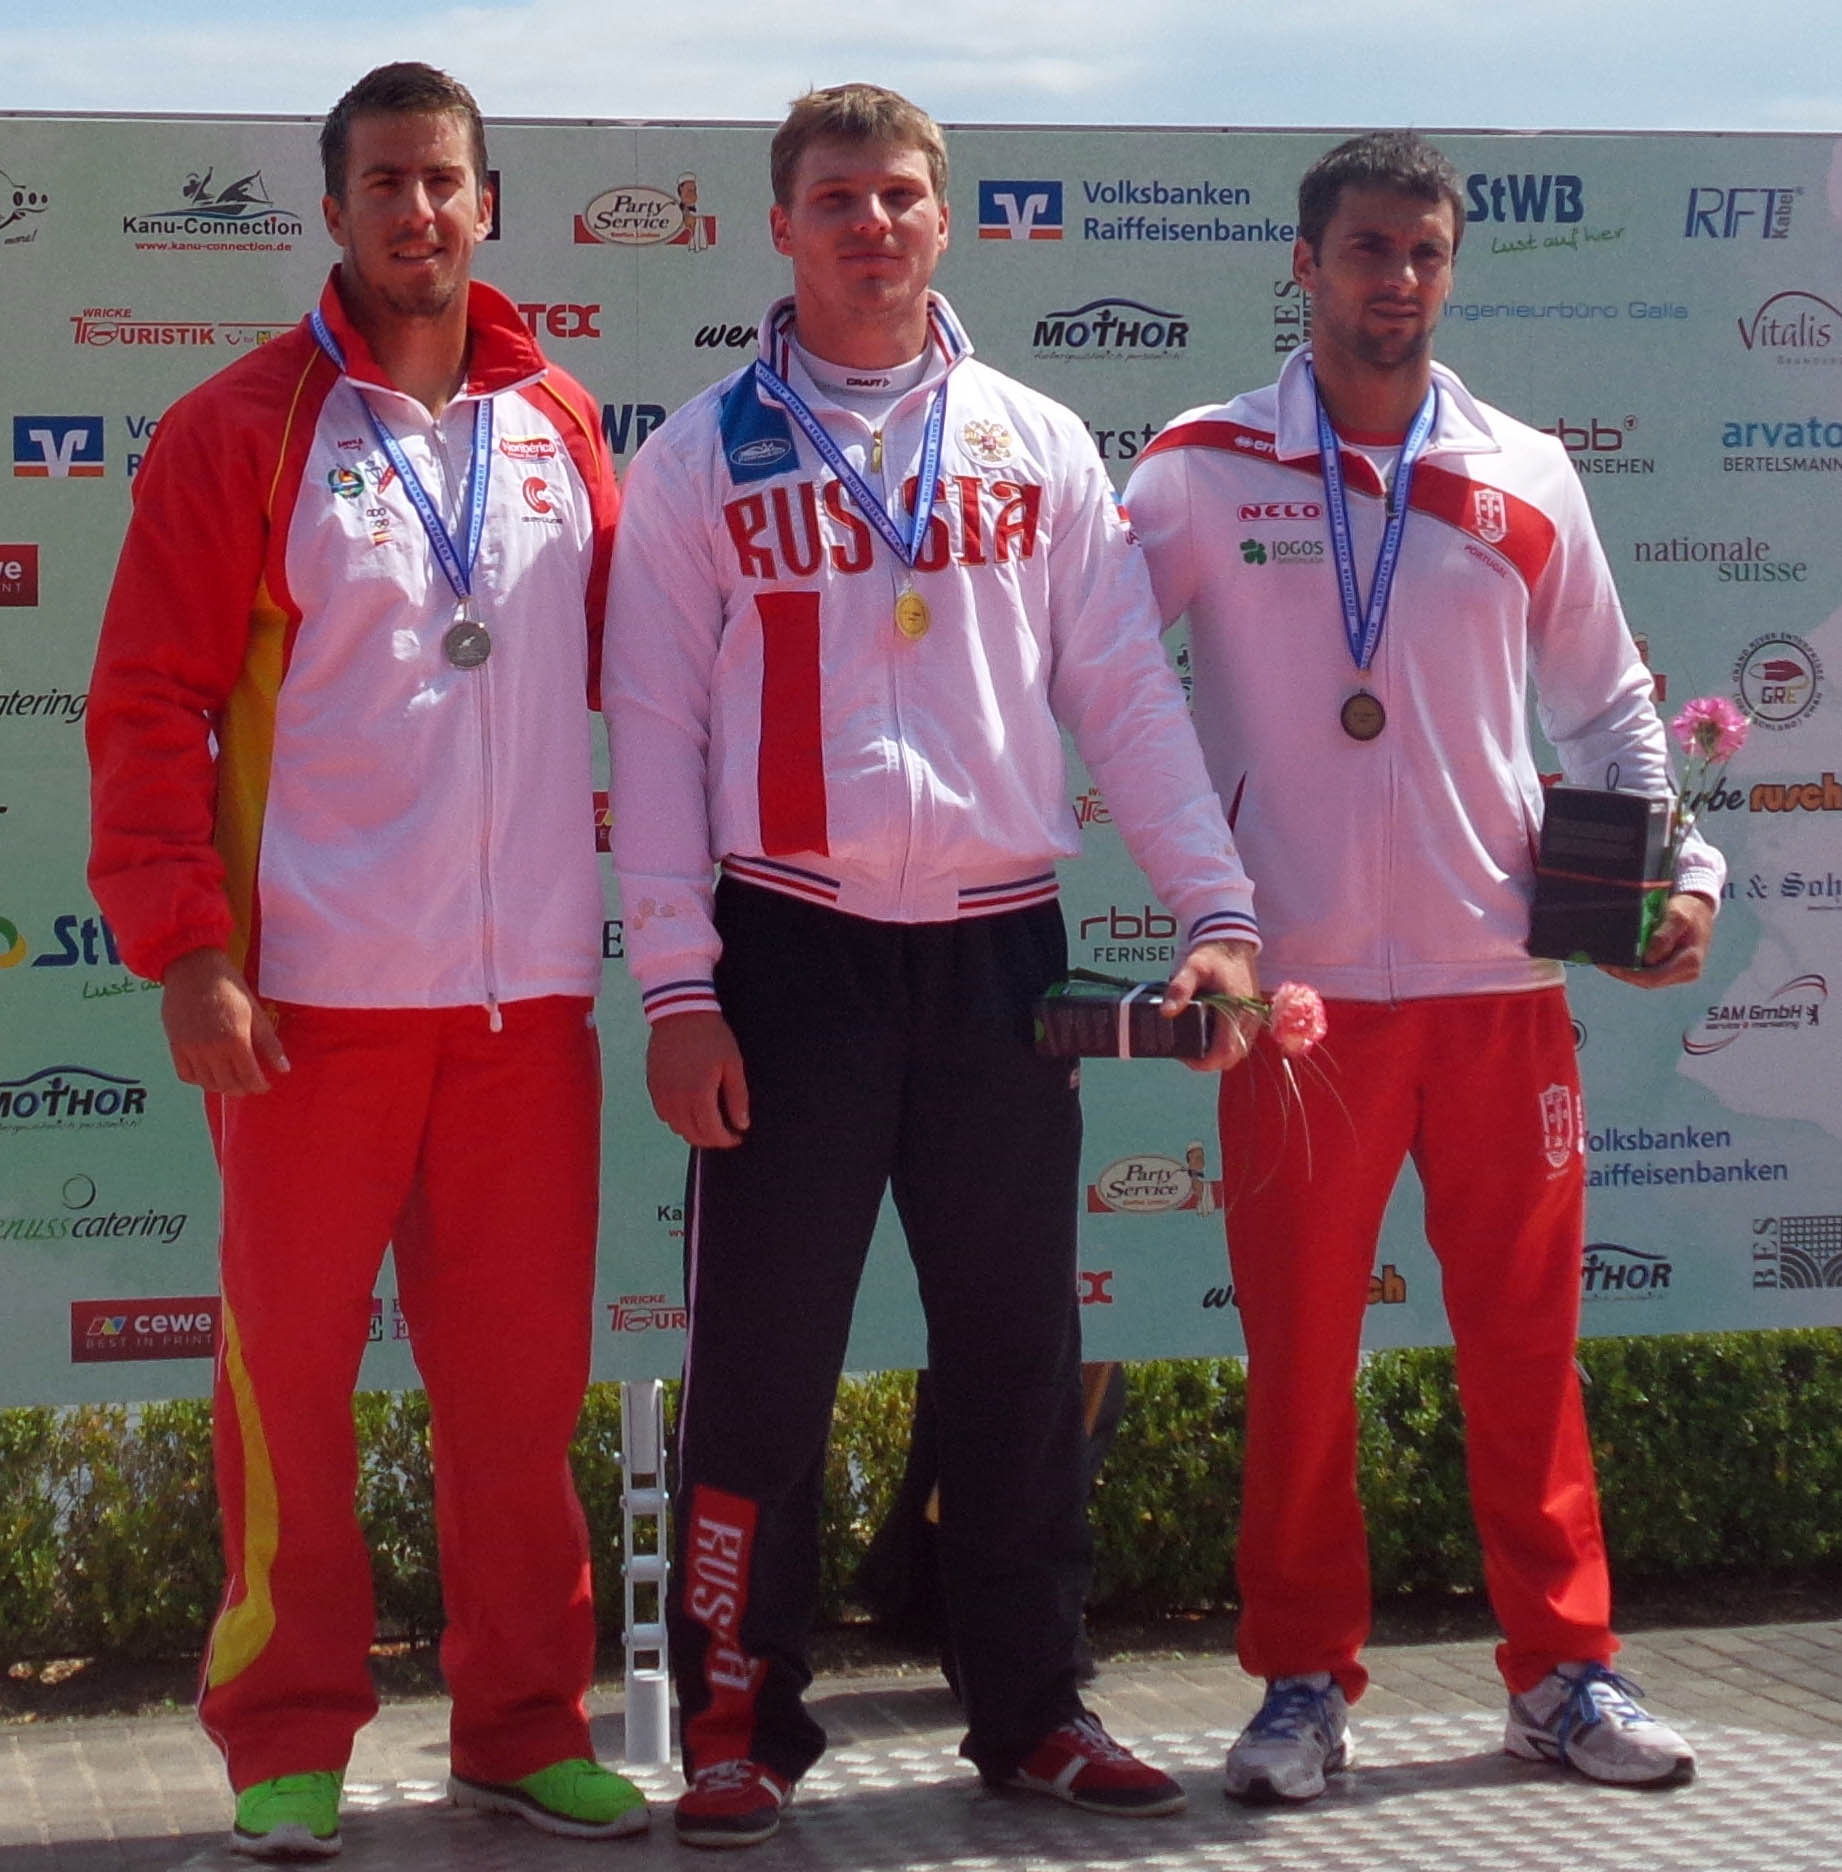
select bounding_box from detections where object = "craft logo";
[1,1174,186,1246]
[0,545,38,606]
[1685,974,1827,1053]
[1582,1241,1673,1301]
[1539,1082,1582,1170]
[1749,1213,1842,1289]
[1080,902,1176,963]
[0,1064,149,1130]
[1685,186,1800,240]
[70,1296,218,1363]
[12,416,104,479]
[1541,413,1654,476]
[1204,1265,1406,1310]
[516,301,601,340]
[979,180,1063,241]
[1,165,49,244]
[71,307,286,349]
[601,401,667,456]
[1239,501,1322,522]
[1465,172,1585,224]
[1078,177,1289,244]
[1087,1144,1222,1215]
[1272,275,1312,355]
[576,175,715,249]
[121,165,302,249]
[1032,298,1189,361]
[1734,634,1822,730]
[1736,290,1841,363]
[607,1291,688,1333]
[1238,537,1323,566]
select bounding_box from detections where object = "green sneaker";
[450,1757,650,1839]
[229,1771,343,1859]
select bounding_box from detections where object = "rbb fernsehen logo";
[979,181,1064,241]
[13,417,105,479]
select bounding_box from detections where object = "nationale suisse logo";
[978,180,1064,241]
[1472,486,1509,544]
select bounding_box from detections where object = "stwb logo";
[1465,172,1584,225]
[979,180,1064,241]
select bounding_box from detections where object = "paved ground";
[6,1618,1841,1871]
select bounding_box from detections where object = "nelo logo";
[1238,501,1321,521]
[70,1297,218,1363]
[1465,172,1584,224]
[0,545,38,605]
[515,301,601,340]
[1734,633,1822,730]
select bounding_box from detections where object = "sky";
[2,0,1838,134]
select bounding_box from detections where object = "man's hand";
[161,947,289,1095]
[1163,937,1262,1073]
[1599,893,1716,990]
[647,1010,751,1148]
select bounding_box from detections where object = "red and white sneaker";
[996,1714,1187,1817]
[674,1759,793,1849]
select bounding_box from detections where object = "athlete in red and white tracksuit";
[86,272,617,1791]
[1126,346,1725,1700]
[606,292,1258,1784]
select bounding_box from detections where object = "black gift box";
[1034,978,1216,1059]
[1527,785,1673,966]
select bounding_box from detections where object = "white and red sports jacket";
[604,294,1257,1022]
[87,273,617,1010]
[1125,348,1724,1004]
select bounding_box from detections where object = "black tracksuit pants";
[671,878,1091,1783]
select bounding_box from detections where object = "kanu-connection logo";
[1582,1242,1674,1301]
[576,174,715,249]
[70,1297,218,1363]
[1684,973,1827,1053]
[121,165,303,250]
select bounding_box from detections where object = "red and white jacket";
[1124,348,1724,1004]
[87,273,617,1010]
[604,294,1257,1022]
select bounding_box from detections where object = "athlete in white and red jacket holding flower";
[1126,130,1722,1805]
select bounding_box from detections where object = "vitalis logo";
[576,175,715,249]
[1684,974,1827,1053]
[1032,298,1189,361]
[979,180,1063,241]
[121,166,302,249]
[1582,1241,1673,1301]
[1749,1213,1842,1289]
[70,1297,218,1363]
[1736,290,1841,361]
[1,165,49,243]
[1087,1144,1222,1215]
[1734,633,1822,731]
[0,1065,149,1129]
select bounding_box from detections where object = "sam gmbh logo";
[978,180,1063,241]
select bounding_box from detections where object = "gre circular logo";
[0,916,26,968]
[1734,633,1822,730]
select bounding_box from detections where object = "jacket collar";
[1273,346,1500,462]
[753,291,973,409]
[311,269,547,401]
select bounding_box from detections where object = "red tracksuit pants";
[1217,988,1615,1700]
[198,997,601,1790]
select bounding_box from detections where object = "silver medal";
[444,615,493,669]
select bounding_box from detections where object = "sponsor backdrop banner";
[2,116,1839,1403]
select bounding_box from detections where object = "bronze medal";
[1340,690,1386,741]
[444,616,493,669]
[895,589,931,641]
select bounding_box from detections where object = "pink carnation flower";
[1268,981,1327,1058]
[1669,695,1749,763]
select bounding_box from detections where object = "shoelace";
[1554,1664,1650,1750]
[1063,1715,1133,1763]
[693,1758,765,1793]
[1247,1679,1337,1742]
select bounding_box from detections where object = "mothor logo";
[1465,172,1584,224]
[1032,298,1189,361]
[1582,1242,1673,1301]
[1684,974,1827,1053]
[576,176,715,249]
[978,181,1063,241]
[1734,634,1822,730]
[70,1297,219,1363]
[0,545,38,605]
[1684,186,1799,239]
[1736,290,1840,361]
[1750,1213,1842,1288]
[13,417,103,478]
[0,1065,149,1130]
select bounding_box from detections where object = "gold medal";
[895,589,931,641]
[1340,690,1386,741]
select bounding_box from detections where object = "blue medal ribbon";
[311,308,493,610]
[1308,362,1437,677]
[752,354,948,571]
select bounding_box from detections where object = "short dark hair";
[770,84,948,208]
[1296,130,1465,257]
[320,62,489,202]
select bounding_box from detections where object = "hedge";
[3,1331,1840,1662]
